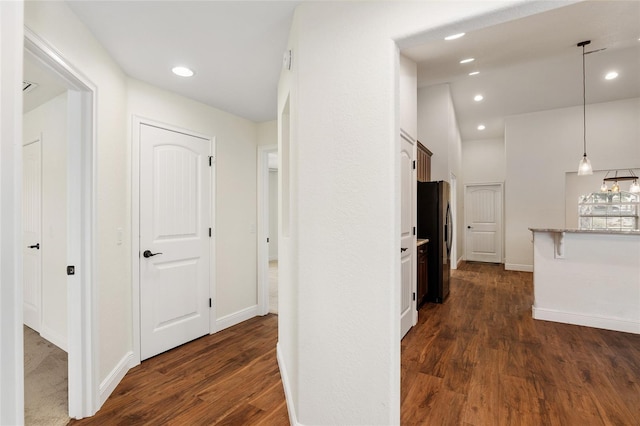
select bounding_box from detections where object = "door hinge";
[413,227,416,236]
[209,298,212,308]
[209,156,213,167]
[413,160,416,170]
[209,228,212,237]
[267,237,270,243]
[67,265,75,276]
[412,292,416,301]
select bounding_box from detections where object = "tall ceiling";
[25,1,640,138]
[402,0,640,140]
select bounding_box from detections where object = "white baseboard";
[214,304,259,333]
[532,306,640,335]
[40,325,67,353]
[277,342,301,426]
[99,351,134,407]
[505,263,533,272]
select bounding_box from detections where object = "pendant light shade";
[577,40,593,175]
[578,155,592,176]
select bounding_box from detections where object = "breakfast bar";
[529,228,640,334]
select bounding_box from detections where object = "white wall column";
[0,1,25,424]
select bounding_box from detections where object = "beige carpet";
[269,260,278,314]
[23,325,69,426]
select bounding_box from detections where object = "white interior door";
[465,184,503,263]
[23,139,42,332]
[400,133,416,338]
[140,124,211,360]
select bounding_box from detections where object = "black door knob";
[143,250,163,258]
[467,226,472,229]
[28,243,40,250]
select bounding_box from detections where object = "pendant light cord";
[582,43,587,157]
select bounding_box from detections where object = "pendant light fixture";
[577,40,593,175]
[601,169,640,193]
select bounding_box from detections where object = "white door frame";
[131,117,215,364]
[1,4,25,422]
[257,145,277,316]
[24,28,98,419]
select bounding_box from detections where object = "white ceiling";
[402,0,640,140]
[23,52,66,113]
[66,1,300,123]
[24,1,640,138]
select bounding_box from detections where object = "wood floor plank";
[401,262,640,426]
[70,262,640,425]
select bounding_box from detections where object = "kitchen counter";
[529,227,640,235]
[529,228,640,334]
[417,239,429,247]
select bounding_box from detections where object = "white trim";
[24,27,98,419]
[257,145,278,316]
[277,342,301,426]
[532,306,640,335]
[99,351,134,407]
[505,263,533,272]
[214,305,259,333]
[131,116,215,365]
[0,3,25,423]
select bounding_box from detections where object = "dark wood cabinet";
[417,141,432,182]
[417,241,428,308]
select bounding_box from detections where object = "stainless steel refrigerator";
[417,180,452,303]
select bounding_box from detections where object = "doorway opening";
[24,28,97,420]
[257,145,278,315]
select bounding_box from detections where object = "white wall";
[0,1,25,422]
[257,120,277,147]
[462,138,506,184]
[25,0,130,389]
[23,92,68,350]
[505,97,640,271]
[278,2,561,424]
[418,84,454,181]
[417,84,465,266]
[127,78,259,322]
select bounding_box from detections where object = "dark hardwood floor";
[70,262,640,425]
[69,314,289,426]
[402,262,640,425]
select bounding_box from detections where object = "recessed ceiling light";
[605,71,618,80]
[474,94,484,102]
[469,71,480,76]
[477,124,486,130]
[172,66,194,77]
[460,58,475,64]
[445,33,465,41]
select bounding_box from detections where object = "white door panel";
[140,124,211,360]
[23,140,42,331]
[400,133,416,339]
[465,184,503,263]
